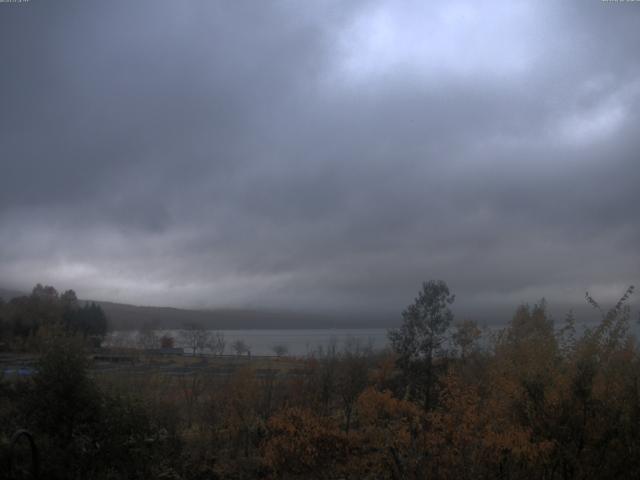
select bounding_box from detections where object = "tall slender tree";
[388,280,455,410]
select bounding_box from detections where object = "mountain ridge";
[0,287,392,330]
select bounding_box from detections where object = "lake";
[106,328,391,356]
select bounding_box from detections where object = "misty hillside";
[0,287,388,330]
[0,288,26,302]
[94,301,366,330]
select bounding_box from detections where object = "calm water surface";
[107,328,390,356]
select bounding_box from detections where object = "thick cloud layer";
[1,0,639,322]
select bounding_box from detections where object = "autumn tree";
[493,300,559,408]
[451,318,489,384]
[353,387,424,479]
[160,334,175,349]
[337,338,370,433]
[452,319,482,361]
[179,372,206,428]
[262,407,347,479]
[584,285,635,358]
[303,342,339,415]
[224,367,261,458]
[550,285,640,478]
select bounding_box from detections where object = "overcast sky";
[1,0,639,323]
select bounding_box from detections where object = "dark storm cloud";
[1,0,639,322]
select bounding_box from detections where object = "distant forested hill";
[0,286,388,330]
[94,301,355,331]
[0,287,26,301]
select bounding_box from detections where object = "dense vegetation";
[1,281,639,479]
[0,284,107,350]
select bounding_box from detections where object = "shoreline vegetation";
[1,281,639,479]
